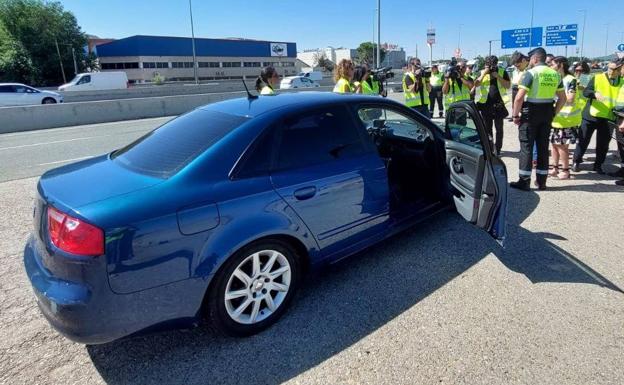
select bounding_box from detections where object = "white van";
[298,71,323,82]
[58,72,128,92]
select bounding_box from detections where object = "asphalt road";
[1,101,623,385]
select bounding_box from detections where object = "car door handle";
[451,157,464,174]
[293,186,317,201]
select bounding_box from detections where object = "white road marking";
[37,156,94,166]
[0,116,172,138]
[0,136,103,151]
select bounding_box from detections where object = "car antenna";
[242,79,258,100]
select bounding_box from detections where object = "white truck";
[58,72,129,92]
[298,71,323,82]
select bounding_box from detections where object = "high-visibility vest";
[402,72,429,107]
[355,80,377,95]
[520,64,561,104]
[616,82,624,110]
[476,67,510,104]
[370,79,380,94]
[430,72,444,87]
[552,74,582,129]
[444,80,471,110]
[260,85,274,95]
[589,73,623,120]
[333,77,353,93]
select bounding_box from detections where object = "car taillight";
[47,206,104,256]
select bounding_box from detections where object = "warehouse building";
[96,35,299,83]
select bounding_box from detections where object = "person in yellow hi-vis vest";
[474,55,511,156]
[548,56,581,180]
[510,48,566,191]
[610,60,624,186]
[402,58,431,117]
[333,59,354,93]
[572,58,623,175]
[255,66,279,95]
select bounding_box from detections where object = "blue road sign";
[501,27,543,49]
[545,24,578,46]
[618,43,624,52]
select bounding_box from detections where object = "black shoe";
[616,179,624,186]
[571,162,581,172]
[607,168,624,178]
[510,180,531,191]
[533,180,547,190]
[593,164,605,175]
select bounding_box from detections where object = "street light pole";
[376,0,381,68]
[54,38,67,84]
[372,7,375,66]
[578,9,587,60]
[189,0,198,85]
[604,23,610,56]
[528,0,534,49]
[458,24,463,55]
[489,40,501,56]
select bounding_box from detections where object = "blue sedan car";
[24,92,507,343]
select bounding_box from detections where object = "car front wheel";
[42,97,57,104]
[206,240,301,336]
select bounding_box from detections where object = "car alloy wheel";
[207,240,301,336]
[224,250,291,324]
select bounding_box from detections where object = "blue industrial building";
[95,35,299,83]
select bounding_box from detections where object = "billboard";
[270,43,288,57]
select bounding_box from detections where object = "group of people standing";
[257,50,624,189]
[397,48,624,189]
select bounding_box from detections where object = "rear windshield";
[111,109,248,178]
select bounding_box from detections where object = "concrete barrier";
[0,87,334,134]
[57,78,336,103]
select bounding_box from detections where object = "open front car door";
[444,101,508,245]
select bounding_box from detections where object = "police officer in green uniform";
[403,58,432,117]
[510,48,566,191]
[572,58,624,174]
[429,65,444,117]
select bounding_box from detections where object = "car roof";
[0,83,28,86]
[199,92,393,118]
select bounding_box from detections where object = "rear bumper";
[23,235,207,344]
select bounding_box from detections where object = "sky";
[59,0,624,60]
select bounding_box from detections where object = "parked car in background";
[298,71,323,82]
[58,71,128,92]
[24,92,507,344]
[280,76,320,89]
[0,83,63,106]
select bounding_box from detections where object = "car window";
[446,107,482,149]
[112,109,249,178]
[14,86,27,93]
[233,128,275,179]
[275,107,365,170]
[357,107,433,142]
[0,85,15,93]
[77,75,91,85]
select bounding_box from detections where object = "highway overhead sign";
[545,24,578,46]
[501,27,543,49]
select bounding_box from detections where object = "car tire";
[206,239,301,337]
[42,98,57,104]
